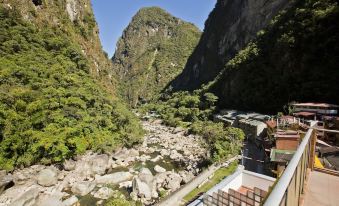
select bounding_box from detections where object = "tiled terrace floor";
[303,171,339,206]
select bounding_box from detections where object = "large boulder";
[37,167,59,187]
[75,154,110,177]
[63,159,76,171]
[91,154,109,175]
[113,148,139,161]
[0,174,13,195]
[154,173,168,186]
[0,170,6,178]
[62,195,78,206]
[35,193,64,206]
[154,165,166,173]
[169,150,182,160]
[93,187,114,199]
[13,171,29,185]
[164,173,182,191]
[95,172,133,185]
[160,149,170,156]
[11,187,40,206]
[179,171,194,184]
[132,178,152,200]
[138,168,153,186]
[71,181,96,196]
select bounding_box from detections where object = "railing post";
[309,131,317,171]
[264,121,317,206]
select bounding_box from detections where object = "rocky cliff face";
[2,0,114,89]
[112,7,201,106]
[170,0,291,90]
[209,0,339,113]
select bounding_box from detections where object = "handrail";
[263,121,317,206]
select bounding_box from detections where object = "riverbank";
[0,119,208,206]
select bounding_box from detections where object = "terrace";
[196,121,339,206]
[264,121,339,206]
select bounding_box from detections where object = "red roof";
[275,134,300,139]
[292,102,339,108]
[293,112,316,117]
[276,130,298,135]
[275,130,300,139]
[281,115,294,120]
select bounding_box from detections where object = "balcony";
[190,121,339,206]
[264,121,339,206]
[303,170,339,206]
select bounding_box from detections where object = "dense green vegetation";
[210,0,339,113]
[140,89,244,162]
[0,7,143,171]
[112,7,201,107]
[104,191,141,206]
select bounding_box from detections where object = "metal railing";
[263,121,317,206]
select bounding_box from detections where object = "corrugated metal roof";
[292,103,339,108]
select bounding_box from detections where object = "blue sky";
[91,0,216,57]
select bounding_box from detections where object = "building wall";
[276,138,299,150]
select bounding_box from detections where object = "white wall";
[242,171,275,191]
[221,173,243,192]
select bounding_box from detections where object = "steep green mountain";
[0,0,143,170]
[170,0,292,90]
[112,7,201,107]
[210,0,339,113]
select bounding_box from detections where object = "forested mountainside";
[210,0,339,113]
[0,0,143,171]
[112,7,201,107]
[170,0,292,90]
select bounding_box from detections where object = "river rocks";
[138,168,153,185]
[179,171,195,184]
[164,173,182,191]
[62,195,78,206]
[0,171,6,178]
[112,148,139,167]
[12,171,30,185]
[63,159,76,171]
[154,172,168,186]
[154,165,166,173]
[93,187,114,199]
[74,153,111,178]
[95,172,133,185]
[11,186,40,206]
[170,150,182,160]
[132,178,152,200]
[35,192,64,206]
[113,148,139,162]
[0,172,13,195]
[71,181,96,196]
[119,181,132,189]
[37,168,59,187]
[0,120,208,205]
[150,155,162,162]
[160,149,170,156]
[91,154,109,175]
[138,154,151,162]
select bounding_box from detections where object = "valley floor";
[0,119,208,206]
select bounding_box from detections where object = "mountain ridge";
[112,6,201,107]
[169,0,292,91]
